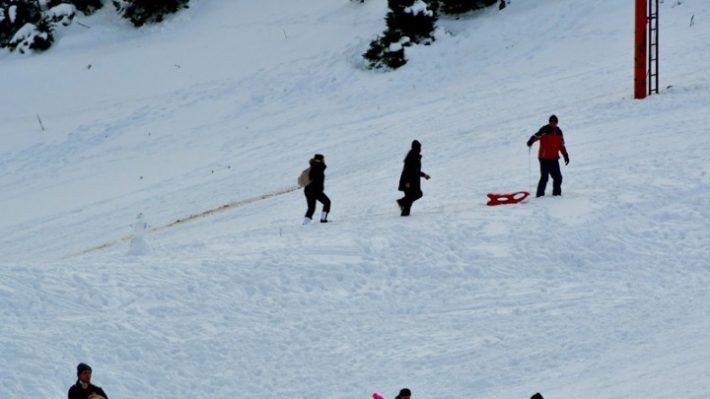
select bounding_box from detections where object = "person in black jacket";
[303,153,331,224]
[397,140,430,216]
[395,388,412,399]
[68,363,108,399]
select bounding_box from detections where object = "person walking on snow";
[303,153,331,224]
[397,140,430,216]
[68,363,108,399]
[527,115,569,197]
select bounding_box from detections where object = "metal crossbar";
[648,0,659,95]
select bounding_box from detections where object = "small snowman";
[128,213,150,255]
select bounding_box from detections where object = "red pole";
[634,0,648,99]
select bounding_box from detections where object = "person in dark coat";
[397,140,430,216]
[303,153,331,224]
[68,363,108,399]
[527,115,570,197]
[395,388,412,399]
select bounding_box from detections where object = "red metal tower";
[635,0,659,99]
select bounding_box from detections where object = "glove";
[526,138,534,147]
[563,154,570,165]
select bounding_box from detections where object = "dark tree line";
[440,0,497,15]
[112,0,189,27]
[364,0,500,70]
[1,0,189,53]
[3,0,500,60]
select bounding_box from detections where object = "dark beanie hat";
[411,140,421,149]
[531,393,544,399]
[549,114,558,123]
[314,153,324,161]
[77,363,91,377]
[396,388,412,398]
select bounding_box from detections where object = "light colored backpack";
[297,167,311,187]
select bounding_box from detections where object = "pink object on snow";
[373,393,385,399]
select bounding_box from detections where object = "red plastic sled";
[486,191,530,206]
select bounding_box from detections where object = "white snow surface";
[9,5,18,23]
[406,1,434,17]
[1,1,710,398]
[48,4,77,26]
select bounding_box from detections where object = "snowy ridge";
[1,1,710,398]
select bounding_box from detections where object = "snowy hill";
[1,1,709,398]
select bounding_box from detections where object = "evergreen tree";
[363,33,407,70]
[41,0,102,15]
[439,0,497,15]
[385,0,438,45]
[0,1,80,52]
[113,0,189,27]
[7,15,54,53]
[29,15,54,51]
[66,0,104,15]
[43,2,77,26]
[0,0,42,49]
[364,0,438,70]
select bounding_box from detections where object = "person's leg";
[318,192,331,221]
[402,189,422,216]
[537,160,550,197]
[550,160,563,196]
[304,190,317,219]
[400,191,412,216]
[398,190,411,214]
[410,189,423,204]
[397,195,408,210]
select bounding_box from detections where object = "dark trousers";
[398,189,423,216]
[304,188,331,219]
[537,159,562,197]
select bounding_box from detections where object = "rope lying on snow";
[62,186,300,259]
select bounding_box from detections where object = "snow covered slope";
[1,1,709,398]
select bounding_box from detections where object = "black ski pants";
[537,159,562,197]
[398,189,423,216]
[304,187,331,219]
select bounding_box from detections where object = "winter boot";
[396,199,404,211]
[320,211,328,223]
[303,217,312,225]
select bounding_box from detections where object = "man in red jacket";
[527,115,570,197]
